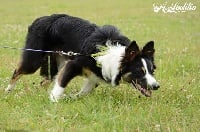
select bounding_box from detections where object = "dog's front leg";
[75,74,99,97]
[49,79,65,102]
[50,60,81,102]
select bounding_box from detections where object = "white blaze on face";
[141,58,158,87]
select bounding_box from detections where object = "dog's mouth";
[131,80,152,97]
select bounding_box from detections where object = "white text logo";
[153,2,196,13]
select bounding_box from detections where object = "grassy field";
[0,0,199,131]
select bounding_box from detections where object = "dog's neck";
[96,45,125,86]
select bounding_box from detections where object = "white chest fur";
[96,46,125,86]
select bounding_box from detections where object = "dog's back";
[26,14,97,52]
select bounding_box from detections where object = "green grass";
[0,0,199,131]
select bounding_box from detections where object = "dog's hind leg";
[6,51,44,92]
[40,54,59,86]
[6,63,40,92]
[6,68,23,92]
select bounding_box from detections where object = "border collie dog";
[6,14,160,102]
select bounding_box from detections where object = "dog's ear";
[142,41,155,58]
[142,41,156,69]
[125,40,139,61]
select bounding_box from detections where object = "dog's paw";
[49,93,67,102]
[69,94,79,100]
[5,84,14,93]
[49,93,59,102]
[40,79,52,87]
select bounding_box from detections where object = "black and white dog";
[6,14,160,102]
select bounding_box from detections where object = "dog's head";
[121,40,160,97]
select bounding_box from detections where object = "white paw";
[49,93,60,102]
[49,90,67,102]
[5,84,14,93]
[49,81,65,102]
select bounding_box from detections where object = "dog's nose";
[152,83,160,90]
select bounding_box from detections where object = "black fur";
[20,14,130,79]
[7,14,159,99]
